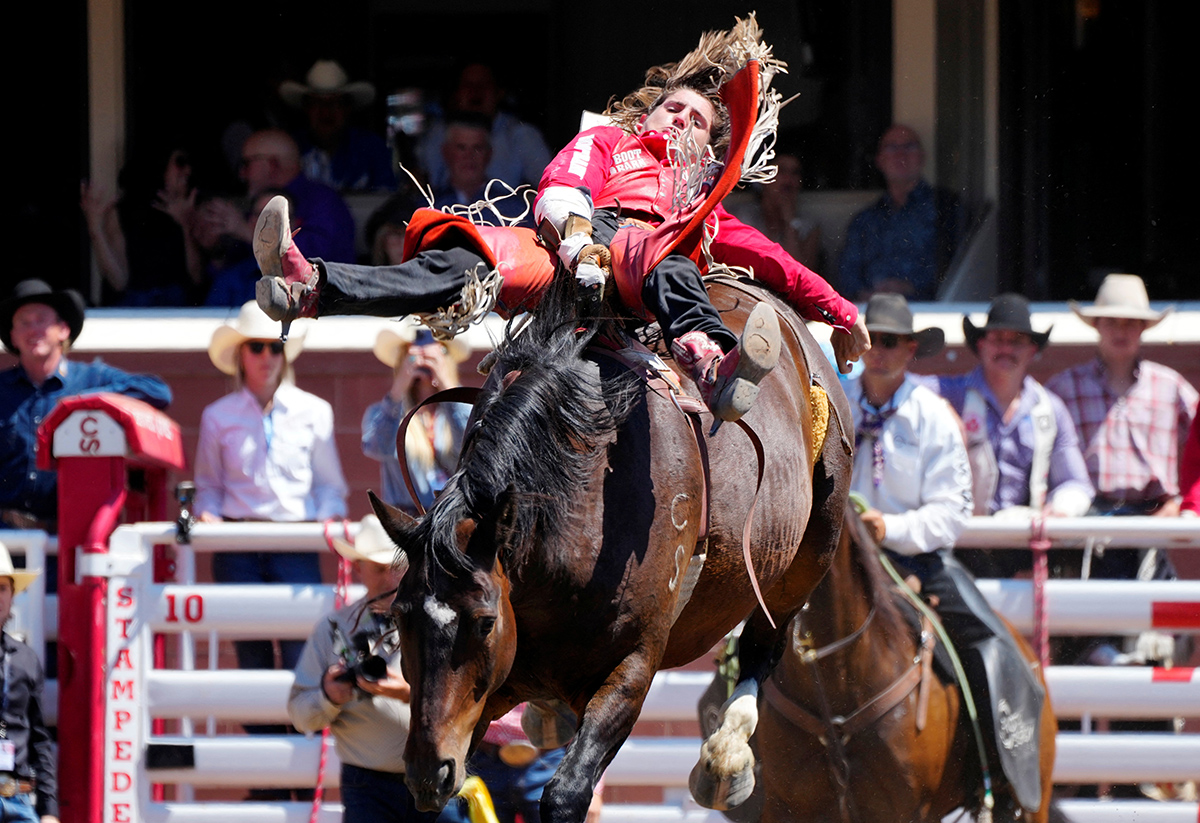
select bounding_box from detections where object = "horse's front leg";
[538,654,658,823]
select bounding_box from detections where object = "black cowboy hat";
[962,292,1051,353]
[863,293,944,359]
[1,279,87,355]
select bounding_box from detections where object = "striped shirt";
[1046,357,1198,505]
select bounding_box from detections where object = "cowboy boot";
[671,303,781,422]
[254,195,320,331]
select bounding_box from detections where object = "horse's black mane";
[408,272,640,580]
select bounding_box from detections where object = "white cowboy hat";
[1069,273,1174,328]
[280,60,376,109]
[373,322,470,369]
[331,515,407,570]
[208,300,306,376]
[0,541,40,595]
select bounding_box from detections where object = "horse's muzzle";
[407,759,460,812]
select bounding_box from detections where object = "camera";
[330,620,389,687]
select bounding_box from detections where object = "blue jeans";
[437,747,566,823]
[342,763,442,823]
[0,792,39,822]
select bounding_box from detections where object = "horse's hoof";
[521,700,578,748]
[688,759,756,810]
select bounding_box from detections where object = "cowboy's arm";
[1044,394,1094,516]
[534,127,623,269]
[361,398,402,463]
[80,360,173,410]
[288,620,343,732]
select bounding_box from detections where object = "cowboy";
[253,17,870,424]
[279,59,397,192]
[930,293,1093,577]
[362,324,471,515]
[1,279,172,532]
[288,515,439,823]
[847,293,1046,813]
[0,540,57,823]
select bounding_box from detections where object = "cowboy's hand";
[831,316,872,374]
[557,231,591,270]
[860,508,887,544]
[357,666,412,703]
[322,664,355,705]
[575,260,607,291]
[585,791,603,823]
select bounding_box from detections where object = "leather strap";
[396,386,484,517]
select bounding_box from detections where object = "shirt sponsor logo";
[612,149,650,174]
[567,135,596,178]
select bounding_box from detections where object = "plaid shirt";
[1046,357,1198,504]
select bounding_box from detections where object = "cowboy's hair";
[603,14,773,156]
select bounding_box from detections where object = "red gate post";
[37,393,185,823]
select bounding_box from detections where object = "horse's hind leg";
[690,400,852,811]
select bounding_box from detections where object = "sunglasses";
[246,340,285,356]
[873,333,912,350]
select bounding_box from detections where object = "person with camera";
[288,514,438,823]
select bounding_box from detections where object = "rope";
[1030,515,1052,673]
[308,519,354,823]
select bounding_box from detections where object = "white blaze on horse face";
[424,596,458,628]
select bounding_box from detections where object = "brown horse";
[370,273,854,822]
[739,507,1062,823]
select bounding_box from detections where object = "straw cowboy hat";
[862,293,944,359]
[0,541,40,595]
[331,515,407,570]
[1,278,87,355]
[208,300,306,376]
[280,60,376,109]
[373,321,470,370]
[1069,273,1174,328]
[963,293,1051,353]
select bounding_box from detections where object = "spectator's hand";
[198,197,253,240]
[197,511,223,524]
[388,350,423,403]
[41,816,60,823]
[831,315,871,374]
[585,791,603,823]
[155,186,197,229]
[358,666,411,702]
[80,180,116,229]
[860,508,887,544]
[418,345,459,392]
[322,664,355,705]
[1153,497,1182,517]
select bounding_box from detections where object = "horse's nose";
[437,759,456,799]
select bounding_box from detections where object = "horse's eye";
[476,616,496,638]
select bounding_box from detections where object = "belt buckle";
[0,777,18,797]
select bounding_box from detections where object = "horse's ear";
[369,490,418,539]
[471,488,519,568]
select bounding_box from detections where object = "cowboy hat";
[280,60,375,109]
[331,515,407,570]
[0,541,40,595]
[963,293,1051,353]
[1069,273,1174,328]
[208,300,306,376]
[373,322,470,369]
[1,279,86,355]
[862,293,944,359]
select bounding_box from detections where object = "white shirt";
[846,375,973,555]
[194,383,348,522]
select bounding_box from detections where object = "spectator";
[0,542,57,823]
[417,62,551,192]
[432,113,532,225]
[435,705,603,823]
[80,141,205,306]
[240,129,357,263]
[929,293,1093,577]
[362,325,470,515]
[1182,414,1200,517]
[839,124,967,301]
[288,514,437,823]
[1,280,172,533]
[198,191,294,307]
[194,300,347,797]
[280,60,397,192]
[1046,273,1197,574]
[845,293,1044,811]
[727,153,822,270]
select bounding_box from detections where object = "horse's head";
[371,490,520,811]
